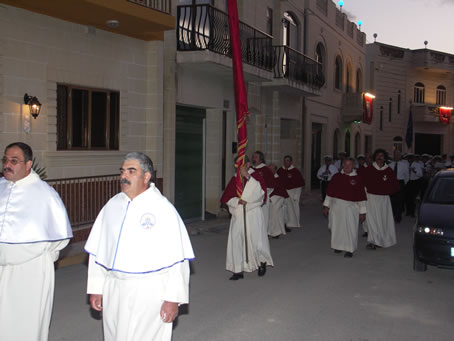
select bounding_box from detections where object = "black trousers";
[405,179,422,216]
[391,180,405,222]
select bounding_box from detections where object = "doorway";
[311,123,322,189]
[415,133,441,156]
[175,105,206,220]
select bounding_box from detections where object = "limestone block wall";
[0,5,165,180]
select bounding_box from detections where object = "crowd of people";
[221,152,305,280]
[320,149,453,258]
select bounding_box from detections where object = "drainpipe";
[301,9,309,174]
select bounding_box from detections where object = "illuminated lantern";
[439,106,453,124]
[362,92,375,124]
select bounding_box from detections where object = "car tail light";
[417,226,444,236]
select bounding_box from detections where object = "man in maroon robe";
[362,148,400,249]
[277,155,305,230]
[323,158,367,257]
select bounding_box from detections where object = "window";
[333,129,339,157]
[388,97,393,122]
[356,68,362,93]
[428,177,454,204]
[414,82,425,104]
[344,131,351,157]
[335,56,343,90]
[346,63,352,93]
[379,106,384,131]
[397,90,401,114]
[354,132,360,156]
[436,85,447,105]
[315,43,326,74]
[57,84,119,150]
[266,7,273,36]
[393,136,403,152]
[364,135,372,155]
[280,118,297,139]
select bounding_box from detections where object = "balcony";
[412,104,448,123]
[341,93,363,123]
[176,4,273,82]
[264,46,324,96]
[0,0,174,41]
[411,49,454,73]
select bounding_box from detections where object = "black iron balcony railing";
[273,46,325,90]
[128,0,171,14]
[177,4,273,71]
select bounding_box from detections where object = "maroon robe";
[252,165,275,189]
[270,176,289,198]
[221,171,267,204]
[363,165,399,195]
[277,167,305,190]
[326,173,366,202]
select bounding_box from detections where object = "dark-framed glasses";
[1,157,25,166]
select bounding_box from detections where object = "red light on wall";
[439,106,453,124]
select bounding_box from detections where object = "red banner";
[439,107,452,124]
[362,93,374,124]
[227,0,249,198]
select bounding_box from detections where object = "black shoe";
[258,262,267,277]
[229,272,244,280]
[334,249,342,253]
[271,235,280,239]
[366,243,376,250]
[344,252,353,258]
[285,226,292,233]
[361,232,368,238]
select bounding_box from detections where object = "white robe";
[268,195,286,237]
[324,196,366,253]
[285,187,302,227]
[0,240,69,341]
[0,171,72,341]
[226,176,273,273]
[365,193,397,248]
[85,184,194,341]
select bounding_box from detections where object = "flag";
[227,0,249,198]
[405,109,413,148]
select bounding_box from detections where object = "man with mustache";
[0,142,72,341]
[85,152,194,341]
[362,148,400,249]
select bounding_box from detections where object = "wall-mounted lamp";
[24,93,41,119]
[338,1,344,12]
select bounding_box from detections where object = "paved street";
[50,196,454,341]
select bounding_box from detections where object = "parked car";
[413,169,454,271]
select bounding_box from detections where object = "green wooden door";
[175,106,205,220]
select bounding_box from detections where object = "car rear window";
[427,177,454,204]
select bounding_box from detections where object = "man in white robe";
[0,142,72,341]
[267,163,288,238]
[221,157,274,280]
[323,159,367,258]
[85,152,194,341]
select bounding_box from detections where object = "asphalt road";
[49,199,454,341]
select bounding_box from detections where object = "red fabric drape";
[227,0,249,198]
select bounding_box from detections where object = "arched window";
[354,132,360,156]
[335,56,343,90]
[333,129,339,157]
[414,82,425,104]
[346,63,352,93]
[356,68,362,93]
[393,136,403,152]
[436,85,446,105]
[315,43,326,74]
[345,131,351,156]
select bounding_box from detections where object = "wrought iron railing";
[128,0,171,14]
[177,4,273,71]
[47,175,120,227]
[273,46,325,90]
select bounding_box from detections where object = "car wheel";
[413,253,427,272]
